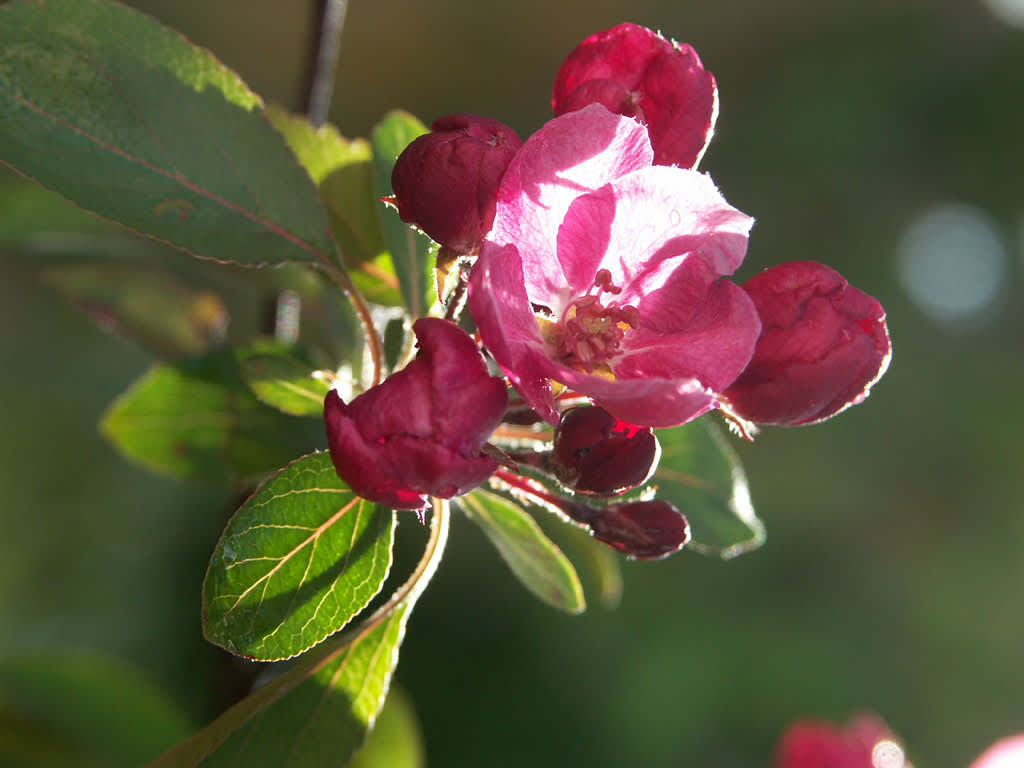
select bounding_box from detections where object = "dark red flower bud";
[552,23,717,169]
[324,317,507,515]
[589,500,691,560]
[390,114,523,254]
[775,715,902,768]
[552,405,659,495]
[568,499,690,560]
[724,261,891,427]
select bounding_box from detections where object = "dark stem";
[304,0,350,127]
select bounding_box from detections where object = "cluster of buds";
[325,23,892,557]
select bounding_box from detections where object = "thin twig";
[321,261,385,386]
[304,0,350,127]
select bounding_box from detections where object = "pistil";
[547,269,639,374]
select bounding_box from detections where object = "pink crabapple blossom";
[324,317,507,516]
[467,103,761,429]
[552,22,718,169]
[723,261,892,427]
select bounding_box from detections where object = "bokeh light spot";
[897,203,1007,326]
[873,740,906,768]
[981,0,1024,29]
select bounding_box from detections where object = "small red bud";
[724,261,891,427]
[580,500,690,560]
[552,405,659,495]
[390,114,522,255]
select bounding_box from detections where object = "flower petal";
[543,359,717,427]
[489,104,653,307]
[413,317,508,451]
[468,242,559,423]
[553,166,752,309]
[617,279,761,391]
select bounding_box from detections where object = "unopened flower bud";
[390,114,522,254]
[552,405,659,495]
[324,318,507,516]
[573,500,690,560]
[552,23,717,168]
[724,261,891,427]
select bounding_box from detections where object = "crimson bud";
[568,499,690,560]
[390,114,522,254]
[552,23,717,168]
[552,405,659,495]
[724,261,891,427]
[324,318,507,516]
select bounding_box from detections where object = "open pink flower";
[467,104,760,428]
[724,261,891,427]
[324,318,507,515]
[552,23,718,169]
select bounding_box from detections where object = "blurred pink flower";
[552,22,717,169]
[467,104,760,428]
[324,318,507,515]
[724,261,891,427]
[971,734,1024,768]
[776,715,907,768]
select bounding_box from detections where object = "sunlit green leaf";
[266,107,402,306]
[350,687,425,768]
[203,452,395,661]
[461,489,586,614]
[0,0,338,268]
[42,263,227,359]
[545,521,624,610]
[152,507,449,768]
[0,650,193,768]
[100,347,321,486]
[371,111,434,317]
[150,601,412,768]
[654,417,765,559]
[236,338,331,417]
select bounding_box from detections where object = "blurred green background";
[2,0,1023,765]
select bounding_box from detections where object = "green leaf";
[203,451,396,661]
[0,180,118,240]
[42,263,228,359]
[0,0,338,268]
[461,489,586,614]
[100,347,321,486]
[371,111,434,317]
[654,417,765,559]
[266,106,402,306]
[546,521,624,610]
[149,603,413,768]
[0,650,193,768]
[151,507,448,768]
[236,338,331,417]
[349,687,425,768]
